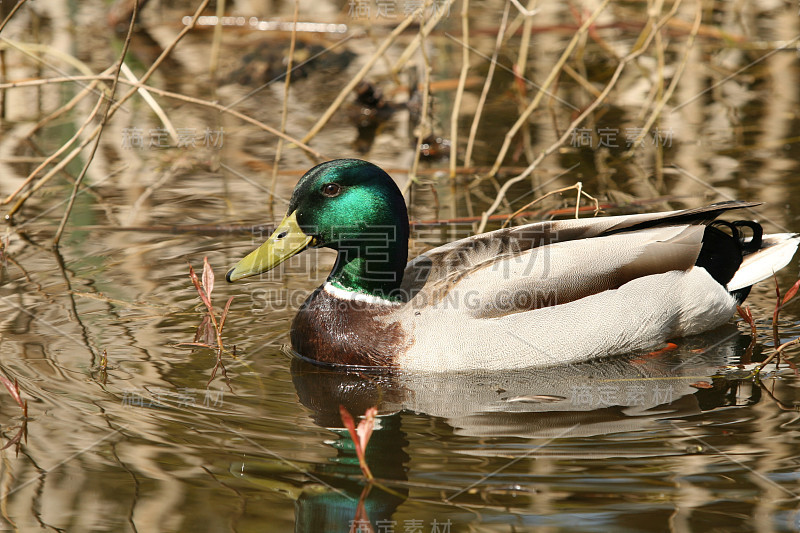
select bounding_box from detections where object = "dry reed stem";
[449,0,470,179]
[52,0,140,245]
[496,11,523,51]
[648,5,667,190]
[0,75,324,160]
[208,0,226,78]
[757,338,800,375]
[500,180,599,228]
[406,31,433,193]
[3,0,214,218]
[113,0,211,112]
[29,68,112,136]
[120,63,178,143]
[510,0,538,17]
[3,85,323,219]
[6,131,102,218]
[118,78,323,156]
[365,26,399,85]
[0,0,27,35]
[624,1,701,157]
[269,0,299,209]
[3,93,104,205]
[560,63,601,97]
[0,74,129,89]
[476,0,682,233]
[301,3,428,145]
[0,40,97,76]
[390,0,455,74]
[635,2,665,123]
[513,0,538,167]
[463,3,510,169]
[514,0,538,70]
[486,0,612,178]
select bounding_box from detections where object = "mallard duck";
[226,159,800,371]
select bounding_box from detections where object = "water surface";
[1,1,800,531]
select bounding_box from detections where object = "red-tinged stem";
[737,305,757,365]
[176,342,217,349]
[773,276,781,368]
[350,484,374,533]
[219,296,234,333]
[188,263,225,354]
[0,374,23,409]
[339,405,374,481]
[784,278,800,306]
[757,337,800,375]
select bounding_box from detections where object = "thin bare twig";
[0,0,28,35]
[0,74,324,161]
[301,3,427,145]
[120,62,178,143]
[623,1,702,156]
[476,0,682,233]
[561,63,602,97]
[0,74,114,89]
[4,0,215,220]
[500,178,598,228]
[449,0,470,179]
[126,164,179,225]
[269,0,299,209]
[29,68,113,135]
[405,26,433,193]
[52,0,140,245]
[3,94,105,205]
[486,0,612,178]
[390,0,455,74]
[208,0,226,78]
[513,0,538,167]
[464,3,510,169]
[757,338,800,375]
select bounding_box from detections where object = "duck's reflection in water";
[241,326,762,531]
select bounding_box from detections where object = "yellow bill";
[226,211,313,282]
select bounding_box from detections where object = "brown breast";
[290,287,408,367]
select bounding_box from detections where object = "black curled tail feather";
[695,219,764,303]
[730,220,763,253]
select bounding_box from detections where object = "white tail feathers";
[727,233,800,292]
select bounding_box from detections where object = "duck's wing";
[399,201,760,316]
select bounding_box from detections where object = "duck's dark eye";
[321,183,341,197]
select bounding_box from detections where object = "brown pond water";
[1,1,800,531]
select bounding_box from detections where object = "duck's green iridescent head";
[226,159,409,298]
